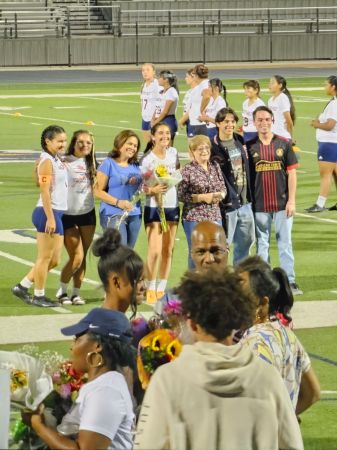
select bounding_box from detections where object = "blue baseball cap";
[61,308,132,343]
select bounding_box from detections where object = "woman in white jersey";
[151,70,179,144]
[199,78,227,141]
[306,76,337,212]
[178,68,196,137]
[140,122,180,305]
[268,75,296,141]
[242,80,265,143]
[56,130,97,305]
[141,63,159,144]
[12,125,68,307]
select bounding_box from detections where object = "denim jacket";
[211,132,253,212]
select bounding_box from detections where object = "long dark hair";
[273,75,296,125]
[209,78,227,102]
[92,228,144,318]
[108,130,141,165]
[41,125,66,153]
[143,122,171,155]
[159,70,179,94]
[66,129,96,186]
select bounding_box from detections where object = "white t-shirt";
[154,87,178,118]
[268,93,292,139]
[141,79,159,122]
[204,96,227,129]
[316,97,337,143]
[63,155,94,215]
[189,79,209,126]
[182,89,192,114]
[140,147,179,208]
[242,98,265,132]
[60,371,134,450]
[36,152,68,211]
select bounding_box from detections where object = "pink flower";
[59,383,72,399]
[164,299,182,316]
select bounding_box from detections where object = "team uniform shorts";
[144,206,180,225]
[142,119,151,131]
[318,142,337,163]
[62,208,96,231]
[32,207,64,235]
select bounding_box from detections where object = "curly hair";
[87,333,136,371]
[176,268,257,340]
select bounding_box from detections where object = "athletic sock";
[157,279,167,292]
[317,196,327,208]
[20,277,33,289]
[72,288,80,297]
[34,289,45,297]
[147,280,156,291]
[56,283,68,298]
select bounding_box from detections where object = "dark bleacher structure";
[0,0,337,65]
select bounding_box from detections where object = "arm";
[200,87,211,113]
[311,118,337,131]
[284,111,294,137]
[178,112,189,128]
[38,160,55,234]
[296,367,320,415]
[95,171,133,212]
[285,168,296,217]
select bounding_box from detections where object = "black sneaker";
[56,293,72,305]
[12,284,33,304]
[32,295,60,308]
[304,204,327,213]
[328,203,337,211]
[290,283,303,296]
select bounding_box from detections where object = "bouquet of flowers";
[137,328,182,389]
[142,163,182,232]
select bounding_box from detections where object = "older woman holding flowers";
[178,135,226,268]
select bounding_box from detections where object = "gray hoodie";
[135,341,303,450]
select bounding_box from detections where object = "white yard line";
[296,212,337,224]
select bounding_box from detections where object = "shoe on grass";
[146,290,157,305]
[328,203,337,211]
[304,204,327,213]
[32,295,60,308]
[71,295,86,305]
[290,283,303,296]
[12,284,33,304]
[56,293,72,305]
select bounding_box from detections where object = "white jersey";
[189,79,209,126]
[182,89,192,114]
[242,98,265,132]
[268,93,292,139]
[316,97,337,143]
[204,96,227,129]
[63,155,94,215]
[140,147,179,208]
[154,87,178,119]
[141,79,160,122]
[36,152,68,211]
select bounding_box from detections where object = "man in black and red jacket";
[247,105,302,296]
[211,107,255,265]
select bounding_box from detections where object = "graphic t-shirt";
[154,87,178,118]
[248,135,298,213]
[242,98,265,133]
[63,155,94,215]
[141,79,160,122]
[220,138,247,204]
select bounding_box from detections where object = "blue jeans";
[100,213,141,248]
[226,203,255,266]
[255,210,295,283]
[183,219,222,269]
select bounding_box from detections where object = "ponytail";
[273,75,296,125]
[270,268,294,322]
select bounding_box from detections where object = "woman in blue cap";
[22,308,136,450]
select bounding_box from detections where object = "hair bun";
[92,228,122,258]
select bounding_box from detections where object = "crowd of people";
[9,63,329,449]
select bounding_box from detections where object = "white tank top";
[37,152,68,211]
[63,155,94,215]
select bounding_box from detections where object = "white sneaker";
[71,295,86,305]
[56,293,72,305]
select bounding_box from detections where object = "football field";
[0,74,337,448]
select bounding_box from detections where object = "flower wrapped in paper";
[137,328,182,389]
[142,163,182,232]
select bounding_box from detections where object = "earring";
[86,351,104,368]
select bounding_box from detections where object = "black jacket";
[211,132,253,212]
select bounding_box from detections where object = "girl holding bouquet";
[96,130,143,248]
[140,122,181,304]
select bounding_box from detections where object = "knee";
[49,257,61,270]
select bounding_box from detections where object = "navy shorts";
[142,119,151,131]
[207,127,218,141]
[318,142,337,163]
[144,206,180,225]
[62,208,96,231]
[32,207,64,235]
[163,115,178,140]
[187,124,208,138]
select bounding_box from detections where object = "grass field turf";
[0,75,337,449]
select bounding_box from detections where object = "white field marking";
[330,290,337,294]
[79,96,139,104]
[0,250,99,286]
[52,106,86,109]
[0,106,31,111]
[295,99,326,103]
[321,391,337,394]
[31,122,42,125]
[119,120,130,123]
[0,230,35,244]
[296,212,337,224]
[0,111,142,133]
[0,87,325,100]
[0,160,34,164]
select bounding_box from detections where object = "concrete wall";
[0,33,337,66]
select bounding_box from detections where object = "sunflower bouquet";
[142,163,182,232]
[137,329,182,389]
